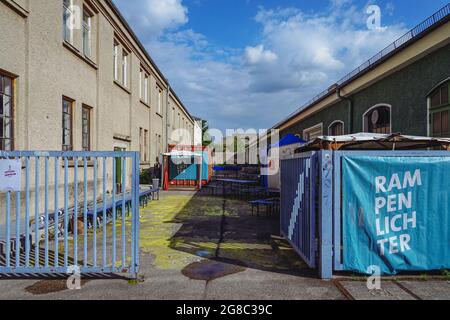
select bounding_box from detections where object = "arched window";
[328,121,345,136]
[363,104,391,134]
[429,81,449,137]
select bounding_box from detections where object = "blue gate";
[0,151,140,277]
[280,152,318,268]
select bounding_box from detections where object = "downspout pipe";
[337,88,354,134]
[165,83,170,153]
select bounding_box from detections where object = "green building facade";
[280,43,450,140]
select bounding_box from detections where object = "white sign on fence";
[0,159,22,192]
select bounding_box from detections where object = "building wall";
[281,43,450,139]
[0,0,197,218]
[193,120,203,146]
[167,92,195,148]
[0,0,196,157]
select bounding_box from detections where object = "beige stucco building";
[0,0,201,225]
[0,0,197,165]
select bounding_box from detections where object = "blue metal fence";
[332,150,450,272]
[0,151,140,277]
[281,150,450,279]
[280,152,318,269]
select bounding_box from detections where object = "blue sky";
[114,0,449,132]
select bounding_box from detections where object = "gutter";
[166,83,170,153]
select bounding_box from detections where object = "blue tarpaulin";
[342,156,450,275]
[270,134,305,149]
[261,134,305,188]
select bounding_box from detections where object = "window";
[144,75,149,103]
[139,69,150,103]
[430,83,449,108]
[245,137,250,165]
[139,70,143,99]
[430,82,450,137]
[82,105,91,151]
[62,97,73,151]
[113,42,119,81]
[0,74,13,151]
[63,0,74,44]
[157,134,162,156]
[139,128,149,162]
[82,11,92,57]
[139,128,143,161]
[303,123,323,141]
[172,107,175,127]
[363,105,391,134]
[157,87,163,114]
[328,121,344,136]
[122,50,128,87]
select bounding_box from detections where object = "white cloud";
[115,0,188,37]
[244,45,278,65]
[114,0,408,131]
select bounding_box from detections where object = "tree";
[201,119,212,147]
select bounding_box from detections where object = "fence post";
[318,151,333,279]
[131,152,140,279]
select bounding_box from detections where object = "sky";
[113,0,449,132]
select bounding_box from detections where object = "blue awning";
[270,134,305,148]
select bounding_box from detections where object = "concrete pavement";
[0,191,449,300]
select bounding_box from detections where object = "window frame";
[362,104,392,134]
[139,127,143,162]
[157,87,163,114]
[82,9,93,58]
[303,123,323,141]
[172,107,176,128]
[113,42,119,81]
[428,81,450,138]
[63,0,74,44]
[81,104,91,151]
[144,129,149,162]
[139,70,143,100]
[144,75,149,104]
[122,49,129,87]
[0,73,15,151]
[328,120,345,136]
[62,96,74,151]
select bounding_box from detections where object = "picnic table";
[250,198,280,217]
[216,178,259,196]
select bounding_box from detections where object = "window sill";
[430,104,450,110]
[63,41,98,70]
[140,100,150,108]
[114,80,131,94]
[3,0,29,18]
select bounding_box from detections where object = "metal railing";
[275,3,450,128]
[0,151,140,277]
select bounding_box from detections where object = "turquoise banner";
[342,156,450,275]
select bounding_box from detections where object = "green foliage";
[140,169,151,184]
[201,119,212,147]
